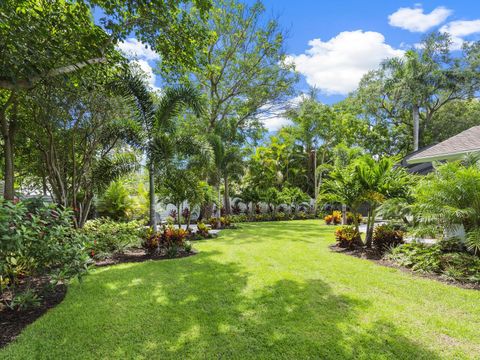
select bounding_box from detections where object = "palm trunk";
[217,185,221,228]
[223,175,231,215]
[148,161,157,231]
[412,104,420,152]
[365,207,376,248]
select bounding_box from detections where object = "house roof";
[407,125,480,164]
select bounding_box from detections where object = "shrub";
[346,212,363,225]
[231,203,242,215]
[386,243,480,283]
[325,211,342,225]
[324,214,333,225]
[0,199,90,310]
[209,217,219,229]
[83,218,144,259]
[220,216,232,227]
[332,211,342,224]
[196,222,210,238]
[142,226,189,255]
[230,214,248,223]
[335,225,361,248]
[96,180,134,221]
[372,224,404,252]
[274,212,287,221]
[295,211,308,220]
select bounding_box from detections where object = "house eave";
[407,149,480,164]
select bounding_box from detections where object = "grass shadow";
[2,248,443,359]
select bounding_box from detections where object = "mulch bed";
[0,248,198,349]
[94,247,198,267]
[330,244,480,291]
[0,279,66,349]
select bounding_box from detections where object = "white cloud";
[287,31,404,95]
[118,38,160,61]
[131,59,160,92]
[118,38,161,92]
[388,6,452,32]
[440,20,480,50]
[259,95,306,132]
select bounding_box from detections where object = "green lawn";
[2,220,480,359]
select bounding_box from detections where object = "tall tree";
[119,71,204,230]
[357,33,480,152]
[167,0,297,215]
[0,0,212,200]
[23,67,140,227]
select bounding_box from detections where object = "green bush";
[96,180,134,221]
[0,198,90,310]
[372,224,404,252]
[386,243,442,272]
[83,218,144,259]
[386,243,480,283]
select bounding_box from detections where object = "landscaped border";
[329,244,480,291]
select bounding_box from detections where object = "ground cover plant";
[1,221,479,359]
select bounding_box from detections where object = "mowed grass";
[2,221,480,359]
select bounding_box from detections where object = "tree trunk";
[0,93,16,201]
[223,175,231,215]
[365,206,376,248]
[217,185,221,228]
[412,104,420,152]
[177,203,181,227]
[341,204,347,225]
[148,162,157,231]
[3,132,15,201]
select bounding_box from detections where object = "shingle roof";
[407,126,480,164]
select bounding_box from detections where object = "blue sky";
[114,1,480,130]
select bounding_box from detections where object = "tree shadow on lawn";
[3,251,441,359]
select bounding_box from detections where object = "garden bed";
[329,244,480,291]
[94,248,198,267]
[0,279,66,349]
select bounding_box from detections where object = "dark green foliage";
[82,218,144,259]
[96,180,134,221]
[0,199,90,309]
[387,243,480,283]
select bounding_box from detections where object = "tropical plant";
[355,156,411,247]
[335,226,362,249]
[372,224,404,252]
[96,180,134,221]
[82,218,144,259]
[0,199,90,309]
[117,70,204,230]
[413,161,480,254]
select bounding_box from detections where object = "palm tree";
[355,156,410,247]
[118,70,203,230]
[322,167,365,242]
[208,132,245,216]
